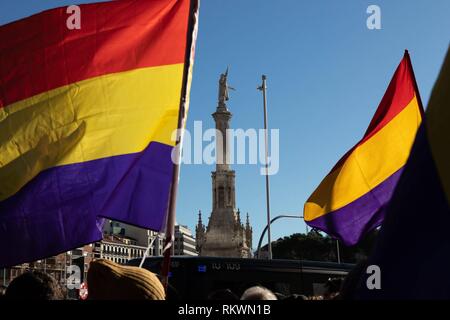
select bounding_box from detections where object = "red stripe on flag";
[362,52,417,141]
[329,52,420,173]
[0,0,190,108]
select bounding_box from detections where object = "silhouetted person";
[282,294,309,301]
[208,289,239,300]
[0,285,7,300]
[274,292,286,300]
[5,270,65,300]
[339,260,369,300]
[324,277,344,300]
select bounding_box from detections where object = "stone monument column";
[199,69,250,258]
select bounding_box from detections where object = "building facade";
[196,70,253,258]
[93,235,147,264]
[173,225,198,256]
[101,220,198,259]
[1,222,197,292]
[103,220,164,256]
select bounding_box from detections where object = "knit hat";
[87,259,165,300]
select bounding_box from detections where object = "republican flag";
[304,51,424,246]
[0,0,198,267]
[356,47,450,299]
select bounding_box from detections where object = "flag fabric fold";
[304,51,424,246]
[0,0,198,267]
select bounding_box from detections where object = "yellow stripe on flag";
[0,63,184,201]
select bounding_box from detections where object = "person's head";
[240,286,277,300]
[208,289,239,300]
[5,270,64,300]
[274,292,286,300]
[87,259,165,300]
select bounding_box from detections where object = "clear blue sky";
[1,1,449,250]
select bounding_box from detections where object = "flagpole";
[160,0,199,291]
[258,75,273,260]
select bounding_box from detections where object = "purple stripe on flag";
[307,168,404,246]
[0,142,173,267]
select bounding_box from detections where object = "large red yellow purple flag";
[304,51,424,246]
[0,0,198,267]
[355,47,450,299]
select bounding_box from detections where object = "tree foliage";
[261,229,378,263]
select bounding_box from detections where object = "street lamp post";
[64,251,72,287]
[258,75,273,260]
[83,251,88,283]
[336,240,341,264]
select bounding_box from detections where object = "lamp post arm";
[256,215,304,259]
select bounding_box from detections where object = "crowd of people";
[0,259,365,300]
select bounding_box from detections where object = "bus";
[128,256,353,299]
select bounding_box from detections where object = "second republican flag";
[304,51,424,246]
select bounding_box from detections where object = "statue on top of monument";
[218,67,235,105]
